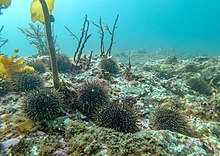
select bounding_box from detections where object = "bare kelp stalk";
[39,0,60,89]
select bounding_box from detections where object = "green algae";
[9,115,220,155]
[65,119,168,156]
[10,135,59,156]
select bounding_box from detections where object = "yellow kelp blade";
[30,0,54,24]
[16,119,35,132]
[0,55,14,66]
[0,0,11,8]
[23,65,35,72]
[0,51,34,79]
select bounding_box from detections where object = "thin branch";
[92,17,105,56]
[0,26,4,33]
[99,17,105,55]
[76,33,92,64]
[74,15,88,62]
[0,39,8,48]
[64,26,79,42]
[0,25,8,48]
[91,20,100,28]
[106,14,119,56]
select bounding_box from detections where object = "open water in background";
[0,0,220,56]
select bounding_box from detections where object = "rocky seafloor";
[0,50,220,156]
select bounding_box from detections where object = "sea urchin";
[12,71,43,92]
[99,58,119,74]
[95,104,138,133]
[77,79,108,117]
[153,108,189,135]
[22,88,63,122]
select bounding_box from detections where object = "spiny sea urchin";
[26,60,46,73]
[99,58,119,74]
[77,79,108,117]
[55,53,81,73]
[22,88,63,122]
[12,71,43,92]
[153,108,189,135]
[186,77,211,95]
[56,53,73,73]
[95,104,138,133]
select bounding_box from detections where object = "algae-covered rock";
[10,134,59,155]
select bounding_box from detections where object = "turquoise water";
[1,0,220,56]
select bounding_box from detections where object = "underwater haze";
[1,1,220,155]
[1,0,220,56]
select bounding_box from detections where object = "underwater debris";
[22,88,64,122]
[95,103,138,133]
[77,79,108,117]
[0,50,34,80]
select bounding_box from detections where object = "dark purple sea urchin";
[12,71,43,92]
[77,79,108,117]
[99,58,119,74]
[95,104,138,133]
[153,108,189,135]
[22,88,63,122]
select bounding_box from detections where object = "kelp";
[30,0,54,24]
[0,50,34,80]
